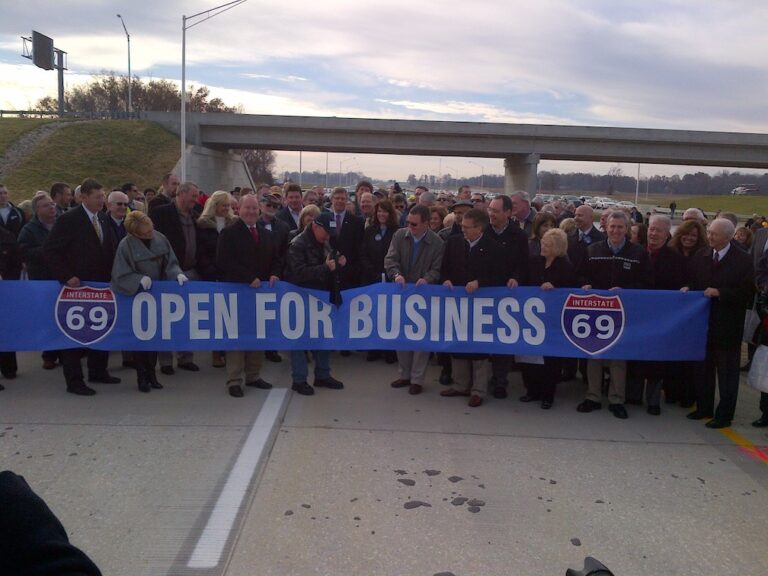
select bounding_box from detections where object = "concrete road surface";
[1,351,767,576]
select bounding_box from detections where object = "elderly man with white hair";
[509,190,536,236]
[682,207,707,222]
[684,218,754,429]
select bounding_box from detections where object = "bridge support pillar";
[504,153,539,196]
[171,145,253,192]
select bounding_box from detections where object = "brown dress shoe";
[408,383,423,395]
[211,351,225,368]
[391,378,411,388]
[440,388,469,397]
[468,395,483,407]
[42,359,57,370]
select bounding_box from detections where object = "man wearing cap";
[217,194,281,397]
[439,200,473,242]
[384,205,444,395]
[285,212,346,395]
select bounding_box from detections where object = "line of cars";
[533,193,637,211]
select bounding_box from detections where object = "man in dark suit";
[150,181,200,374]
[147,172,180,211]
[568,204,605,274]
[626,214,686,412]
[0,184,26,238]
[43,178,121,395]
[275,183,303,231]
[328,186,365,290]
[686,218,754,428]
[485,194,529,398]
[440,208,504,408]
[105,191,128,244]
[217,194,281,397]
[0,225,22,384]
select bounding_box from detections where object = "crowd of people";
[0,176,767,430]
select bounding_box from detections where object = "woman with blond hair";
[111,211,187,392]
[196,191,235,367]
[523,228,578,409]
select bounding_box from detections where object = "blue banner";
[0,281,709,360]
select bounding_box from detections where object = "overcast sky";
[1,0,766,182]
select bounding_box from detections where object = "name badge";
[330,220,337,229]
[623,262,631,270]
[375,234,382,241]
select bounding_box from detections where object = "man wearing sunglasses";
[106,191,129,244]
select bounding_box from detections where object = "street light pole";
[339,156,355,186]
[468,160,484,190]
[181,0,248,181]
[116,14,131,116]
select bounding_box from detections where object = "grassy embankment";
[0,118,55,157]
[0,119,179,202]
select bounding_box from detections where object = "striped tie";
[92,215,103,243]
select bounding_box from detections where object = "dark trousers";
[134,351,158,373]
[0,352,17,377]
[62,349,108,386]
[526,357,561,402]
[760,392,768,417]
[679,361,697,406]
[694,347,741,422]
[490,355,513,387]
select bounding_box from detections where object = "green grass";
[4,120,180,202]
[608,191,768,216]
[0,118,55,158]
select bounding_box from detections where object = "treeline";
[462,170,766,196]
[34,73,240,114]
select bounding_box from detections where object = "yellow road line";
[717,426,768,464]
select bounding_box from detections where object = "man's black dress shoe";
[88,374,120,384]
[229,385,244,398]
[752,415,768,428]
[609,404,628,419]
[245,378,273,389]
[705,419,730,429]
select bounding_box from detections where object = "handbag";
[747,345,768,393]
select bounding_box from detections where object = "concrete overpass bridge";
[141,111,768,193]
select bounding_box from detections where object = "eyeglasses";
[407,221,421,227]
[113,202,129,206]
[437,197,450,202]
[471,198,484,203]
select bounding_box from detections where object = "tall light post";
[116,14,131,116]
[445,165,458,190]
[339,156,355,186]
[468,160,484,190]
[181,0,248,181]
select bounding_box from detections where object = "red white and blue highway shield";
[561,293,625,355]
[54,286,117,346]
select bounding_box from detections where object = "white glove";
[177,273,189,286]
[139,276,152,291]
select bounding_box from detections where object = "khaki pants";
[451,358,488,397]
[587,359,626,405]
[226,350,263,388]
[397,350,430,385]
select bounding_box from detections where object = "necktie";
[335,214,343,234]
[92,215,103,243]
[713,251,720,267]
[580,231,591,244]
[249,225,259,243]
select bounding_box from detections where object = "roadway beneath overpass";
[1,350,767,575]
[144,111,768,193]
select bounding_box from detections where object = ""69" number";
[570,313,616,340]
[65,306,111,331]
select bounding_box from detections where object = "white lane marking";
[187,388,288,569]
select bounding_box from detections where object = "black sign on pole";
[32,31,54,70]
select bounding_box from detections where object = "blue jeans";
[291,350,330,383]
